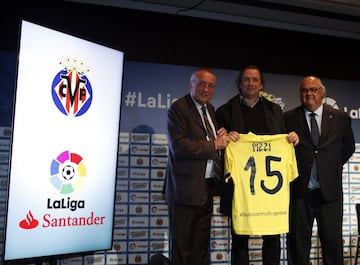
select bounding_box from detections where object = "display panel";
[3,20,124,261]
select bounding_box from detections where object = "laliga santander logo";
[18,151,90,230]
[51,57,93,117]
[19,210,39,229]
[50,150,87,194]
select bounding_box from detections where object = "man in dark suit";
[284,76,355,265]
[164,68,239,265]
[215,65,299,265]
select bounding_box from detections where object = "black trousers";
[231,234,281,265]
[167,195,213,265]
[287,189,343,265]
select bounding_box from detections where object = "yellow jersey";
[225,132,298,235]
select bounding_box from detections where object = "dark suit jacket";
[215,94,285,134]
[283,104,355,202]
[165,94,219,206]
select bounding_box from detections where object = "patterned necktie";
[202,106,215,140]
[310,113,320,145]
[201,106,222,181]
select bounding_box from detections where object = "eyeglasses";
[300,87,321,94]
[197,81,215,89]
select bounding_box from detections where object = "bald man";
[284,76,355,265]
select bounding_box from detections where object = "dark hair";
[236,65,265,89]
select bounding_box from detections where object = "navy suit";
[284,103,355,265]
[165,93,220,265]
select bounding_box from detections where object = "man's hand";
[287,131,299,146]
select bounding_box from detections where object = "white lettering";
[137,92,147,107]
[136,92,177,109]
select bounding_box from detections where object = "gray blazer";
[165,94,219,206]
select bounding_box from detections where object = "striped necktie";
[202,106,222,181]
